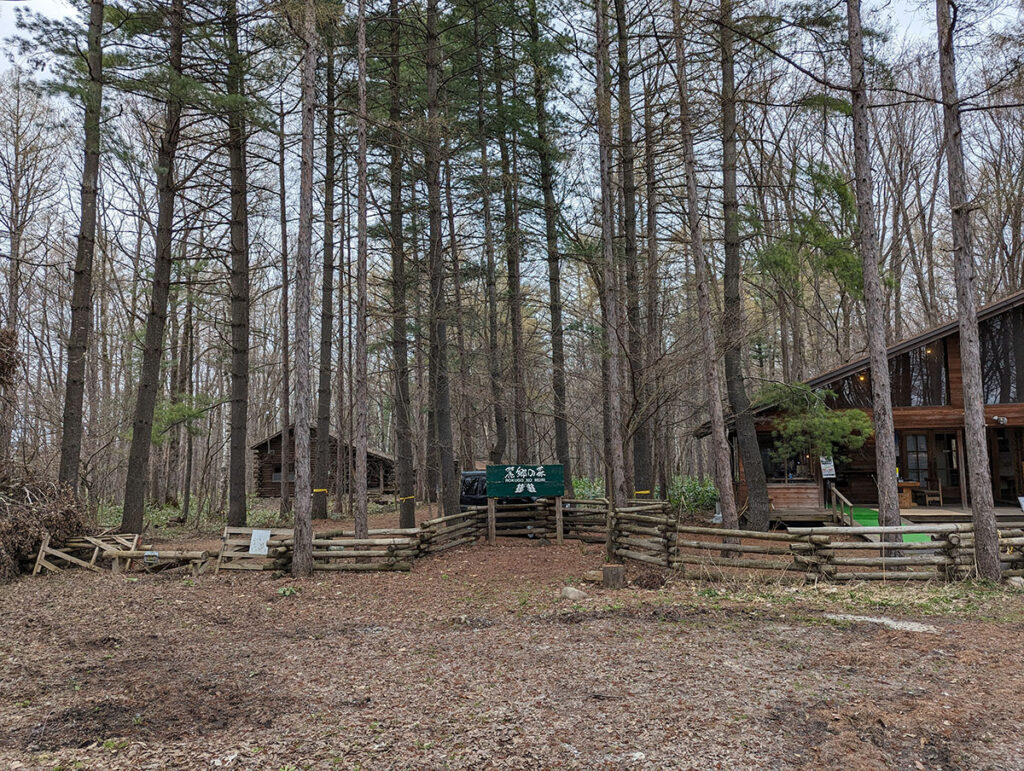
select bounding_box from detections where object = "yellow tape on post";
[399,495,415,501]
[313,489,328,494]
[635,490,651,495]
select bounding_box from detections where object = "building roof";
[695,289,1024,436]
[805,288,1024,389]
[250,425,395,463]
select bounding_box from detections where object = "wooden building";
[250,426,396,498]
[738,290,1024,510]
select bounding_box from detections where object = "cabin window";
[980,307,1024,404]
[903,434,929,485]
[272,464,296,483]
[890,342,948,407]
[826,371,873,409]
[760,447,813,482]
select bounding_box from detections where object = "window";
[826,371,873,409]
[980,306,1024,404]
[904,434,929,485]
[890,342,947,406]
[760,446,813,482]
[272,464,295,483]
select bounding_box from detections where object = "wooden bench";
[914,487,943,507]
[214,527,294,575]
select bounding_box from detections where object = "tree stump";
[602,563,625,589]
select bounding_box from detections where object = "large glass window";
[760,446,813,482]
[890,342,948,406]
[980,306,1024,404]
[826,371,873,409]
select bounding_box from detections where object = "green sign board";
[486,464,565,498]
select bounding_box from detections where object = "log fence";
[29,498,1024,584]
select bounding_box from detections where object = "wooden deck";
[770,508,836,524]
[900,506,1024,527]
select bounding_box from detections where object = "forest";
[2,0,1023,577]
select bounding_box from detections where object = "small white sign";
[820,456,836,479]
[143,550,160,565]
[1017,496,1024,512]
[249,529,272,556]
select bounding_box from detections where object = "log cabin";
[733,290,1024,513]
[251,426,396,498]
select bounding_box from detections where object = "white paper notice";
[249,529,272,556]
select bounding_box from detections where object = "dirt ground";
[2,533,1024,770]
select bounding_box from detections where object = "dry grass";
[1,538,1023,769]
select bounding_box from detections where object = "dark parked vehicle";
[459,470,536,511]
[459,470,488,509]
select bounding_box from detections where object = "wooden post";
[487,497,496,545]
[554,496,563,545]
[956,429,968,509]
[605,500,616,562]
[602,563,625,589]
[32,533,50,576]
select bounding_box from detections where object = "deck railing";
[828,482,856,527]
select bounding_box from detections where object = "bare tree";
[226,0,249,528]
[59,0,104,492]
[353,0,370,539]
[846,0,900,531]
[936,0,1000,579]
[720,0,770,530]
[595,0,628,521]
[291,0,318,578]
[314,40,336,521]
[526,0,572,493]
[672,0,737,528]
[425,0,459,516]
[121,0,185,534]
[278,98,292,516]
[390,0,416,528]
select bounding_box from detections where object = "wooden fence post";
[487,498,496,546]
[605,501,616,562]
[554,496,563,545]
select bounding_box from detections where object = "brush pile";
[0,480,87,579]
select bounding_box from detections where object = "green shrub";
[668,475,719,512]
[571,476,605,499]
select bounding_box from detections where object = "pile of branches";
[0,327,18,391]
[0,480,87,580]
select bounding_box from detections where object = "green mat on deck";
[849,507,931,542]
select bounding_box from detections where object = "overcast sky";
[1,0,940,52]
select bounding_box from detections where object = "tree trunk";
[847,0,900,531]
[445,152,471,469]
[595,0,628,520]
[672,0,737,528]
[292,0,318,578]
[720,0,769,530]
[425,0,460,516]
[642,86,666,500]
[935,0,1000,580]
[278,98,291,515]
[181,286,194,524]
[613,0,648,495]
[226,0,249,528]
[473,9,507,464]
[495,41,528,463]
[59,0,104,492]
[390,0,416,528]
[526,0,571,493]
[314,44,336,520]
[121,0,184,534]
[354,0,369,540]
